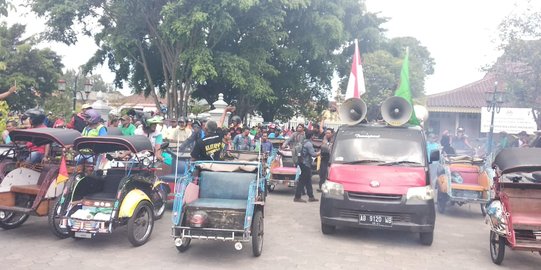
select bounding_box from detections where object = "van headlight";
[406,186,434,201]
[322,181,344,198]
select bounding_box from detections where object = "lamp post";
[57,75,93,111]
[485,81,505,157]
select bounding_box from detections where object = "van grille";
[347,192,402,202]
[338,209,412,223]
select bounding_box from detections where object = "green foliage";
[0,23,63,111]
[362,50,400,120]
[0,100,9,134]
[0,0,14,17]
[29,0,434,123]
[497,6,541,128]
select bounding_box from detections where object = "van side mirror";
[429,150,440,163]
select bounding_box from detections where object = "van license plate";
[359,214,393,227]
[74,232,92,239]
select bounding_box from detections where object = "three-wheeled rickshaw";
[51,135,169,246]
[486,148,541,265]
[268,138,297,192]
[436,155,492,215]
[0,143,17,182]
[0,128,80,230]
[171,152,266,256]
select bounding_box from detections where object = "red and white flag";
[345,39,366,99]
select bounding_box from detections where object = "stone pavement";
[1,184,540,270]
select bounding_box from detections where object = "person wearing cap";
[452,127,473,155]
[190,106,235,161]
[165,118,192,147]
[67,104,92,132]
[120,115,136,135]
[164,118,178,140]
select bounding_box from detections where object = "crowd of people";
[425,127,540,159]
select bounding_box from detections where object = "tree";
[193,0,391,122]
[337,37,434,121]
[0,23,63,111]
[497,5,541,129]
[0,0,13,17]
[30,0,241,118]
[29,0,434,123]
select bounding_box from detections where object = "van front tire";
[420,231,434,246]
[321,222,336,235]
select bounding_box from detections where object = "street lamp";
[485,81,505,158]
[57,77,93,111]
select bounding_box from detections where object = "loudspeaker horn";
[381,96,413,126]
[339,98,367,126]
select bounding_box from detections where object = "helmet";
[457,127,465,132]
[178,117,186,123]
[24,108,46,126]
[146,115,164,125]
[231,115,242,125]
[83,109,102,125]
[192,120,202,128]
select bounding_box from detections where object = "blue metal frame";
[171,160,264,234]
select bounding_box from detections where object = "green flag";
[395,49,420,126]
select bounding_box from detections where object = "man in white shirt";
[166,118,192,147]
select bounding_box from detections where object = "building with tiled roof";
[110,94,166,112]
[426,73,501,138]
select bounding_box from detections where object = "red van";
[319,124,439,245]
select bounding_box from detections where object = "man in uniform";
[190,107,235,160]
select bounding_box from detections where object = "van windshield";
[332,132,425,166]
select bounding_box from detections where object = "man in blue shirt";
[233,127,253,151]
[260,132,273,154]
[294,130,319,203]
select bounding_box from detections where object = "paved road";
[1,184,540,270]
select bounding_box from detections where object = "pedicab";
[50,135,170,246]
[0,143,17,183]
[268,138,297,192]
[486,148,541,265]
[171,150,266,257]
[436,154,492,215]
[157,145,192,200]
[0,128,80,230]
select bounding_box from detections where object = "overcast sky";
[365,0,534,94]
[3,1,538,96]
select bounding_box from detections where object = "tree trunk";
[136,43,161,112]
